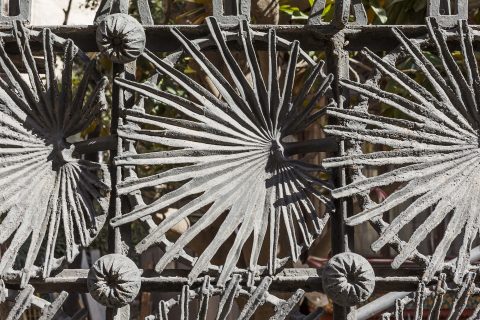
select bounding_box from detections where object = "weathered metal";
[325,17,480,284]
[2,266,428,293]
[377,272,480,320]
[144,275,305,320]
[96,13,146,63]
[0,0,31,24]
[0,21,109,286]
[212,0,251,23]
[113,15,334,287]
[87,254,141,308]
[427,0,468,27]
[322,253,375,307]
[0,0,479,319]
[2,24,480,53]
[0,283,76,320]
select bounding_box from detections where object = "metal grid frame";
[1,0,480,319]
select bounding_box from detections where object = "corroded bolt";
[87,254,141,308]
[322,252,375,307]
[96,13,146,63]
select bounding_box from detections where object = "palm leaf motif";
[113,17,333,284]
[0,22,109,282]
[145,276,305,320]
[380,273,479,320]
[325,18,480,282]
[0,281,78,320]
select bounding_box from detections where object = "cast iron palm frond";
[380,273,479,319]
[145,275,305,320]
[113,17,334,284]
[325,18,480,282]
[0,281,76,320]
[0,22,110,282]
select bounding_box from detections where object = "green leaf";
[280,4,294,14]
[321,3,333,17]
[369,0,388,24]
[280,4,309,19]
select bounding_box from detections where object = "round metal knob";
[322,252,375,307]
[87,254,141,308]
[96,13,146,63]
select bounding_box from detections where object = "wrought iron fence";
[1,0,480,319]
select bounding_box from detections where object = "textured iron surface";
[377,272,480,320]
[0,0,479,319]
[144,275,305,320]
[0,21,110,285]
[96,13,146,63]
[87,254,141,308]
[114,16,334,285]
[325,17,480,285]
[0,0,31,23]
[0,281,79,320]
[322,253,375,307]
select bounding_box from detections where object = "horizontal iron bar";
[284,137,339,156]
[2,267,425,294]
[73,135,117,155]
[4,24,480,52]
[355,245,480,319]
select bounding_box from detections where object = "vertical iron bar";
[108,65,137,320]
[308,0,326,25]
[108,53,137,320]
[351,0,367,25]
[137,0,154,25]
[106,1,133,319]
[327,31,349,255]
[333,0,351,27]
[110,63,124,255]
[327,28,353,320]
